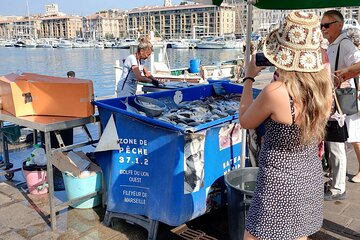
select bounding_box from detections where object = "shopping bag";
[335,87,358,115]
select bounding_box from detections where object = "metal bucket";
[224,167,258,240]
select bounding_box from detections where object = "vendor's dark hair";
[67,70,75,77]
[138,36,153,52]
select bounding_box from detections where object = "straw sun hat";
[263,11,324,72]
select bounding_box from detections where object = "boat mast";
[26,0,32,38]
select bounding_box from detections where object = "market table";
[0,110,99,231]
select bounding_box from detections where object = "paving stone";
[322,212,352,234]
[344,219,360,238]
[29,231,60,240]
[15,222,51,239]
[343,187,360,201]
[77,225,123,240]
[346,182,360,193]
[0,202,45,229]
[0,231,27,240]
[0,192,12,205]
[311,229,354,240]
[0,182,25,198]
[0,227,12,235]
[324,200,350,215]
[57,228,80,240]
[341,202,360,219]
[111,218,147,240]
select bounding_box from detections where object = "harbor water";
[0,47,242,98]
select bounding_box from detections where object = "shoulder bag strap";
[335,38,351,71]
[121,68,132,91]
[335,43,341,71]
[333,91,344,115]
[354,76,359,90]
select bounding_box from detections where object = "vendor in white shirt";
[116,37,163,97]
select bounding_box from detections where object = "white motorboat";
[343,18,360,30]
[104,41,115,48]
[94,42,105,49]
[172,40,190,49]
[25,39,37,48]
[4,40,15,47]
[57,40,73,48]
[223,39,244,49]
[196,37,225,49]
[14,40,26,47]
[36,39,54,48]
[113,38,137,49]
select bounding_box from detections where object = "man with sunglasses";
[321,10,360,201]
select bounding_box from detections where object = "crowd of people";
[239,9,360,240]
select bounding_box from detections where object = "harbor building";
[0,17,41,39]
[127,3,236,39]
[39,16,82,39]
[0,1,359,41]
[45,3,60,16]
[82,9,128,40]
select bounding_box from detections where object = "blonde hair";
[137,36,153,52]
[278,68,332,144]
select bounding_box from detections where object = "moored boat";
[196,36,225,49]
[57,40,73,48]
[172,40,190,49]
[14,40,26,47]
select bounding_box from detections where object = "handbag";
[334,39,359,115]
[335,77,358,115]
[325,121,348,142]
[325,93,348,142]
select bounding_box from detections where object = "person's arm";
[239,55,273,129]
[131,65,153,83]
[125,55,159,86]
[334,42,360,88]
[143,66,165,85]
[142,66,155,80]
[335,61,360,82]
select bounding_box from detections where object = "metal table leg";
[0,121,9,167]
[44,131,56,230]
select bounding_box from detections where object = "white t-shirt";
[327,32,360,87]
[121,54,145,82]
[116,54,145,97]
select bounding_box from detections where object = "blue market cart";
[93,83,260,239]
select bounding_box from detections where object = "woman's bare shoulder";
[261,81,287,99]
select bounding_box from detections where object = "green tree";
[180,1,188,5]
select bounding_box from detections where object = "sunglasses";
[320,21,337,29]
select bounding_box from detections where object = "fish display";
[153,94,241,128]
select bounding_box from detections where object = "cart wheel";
[5,172,14,180]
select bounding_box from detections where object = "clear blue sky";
[0,0,186,16]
